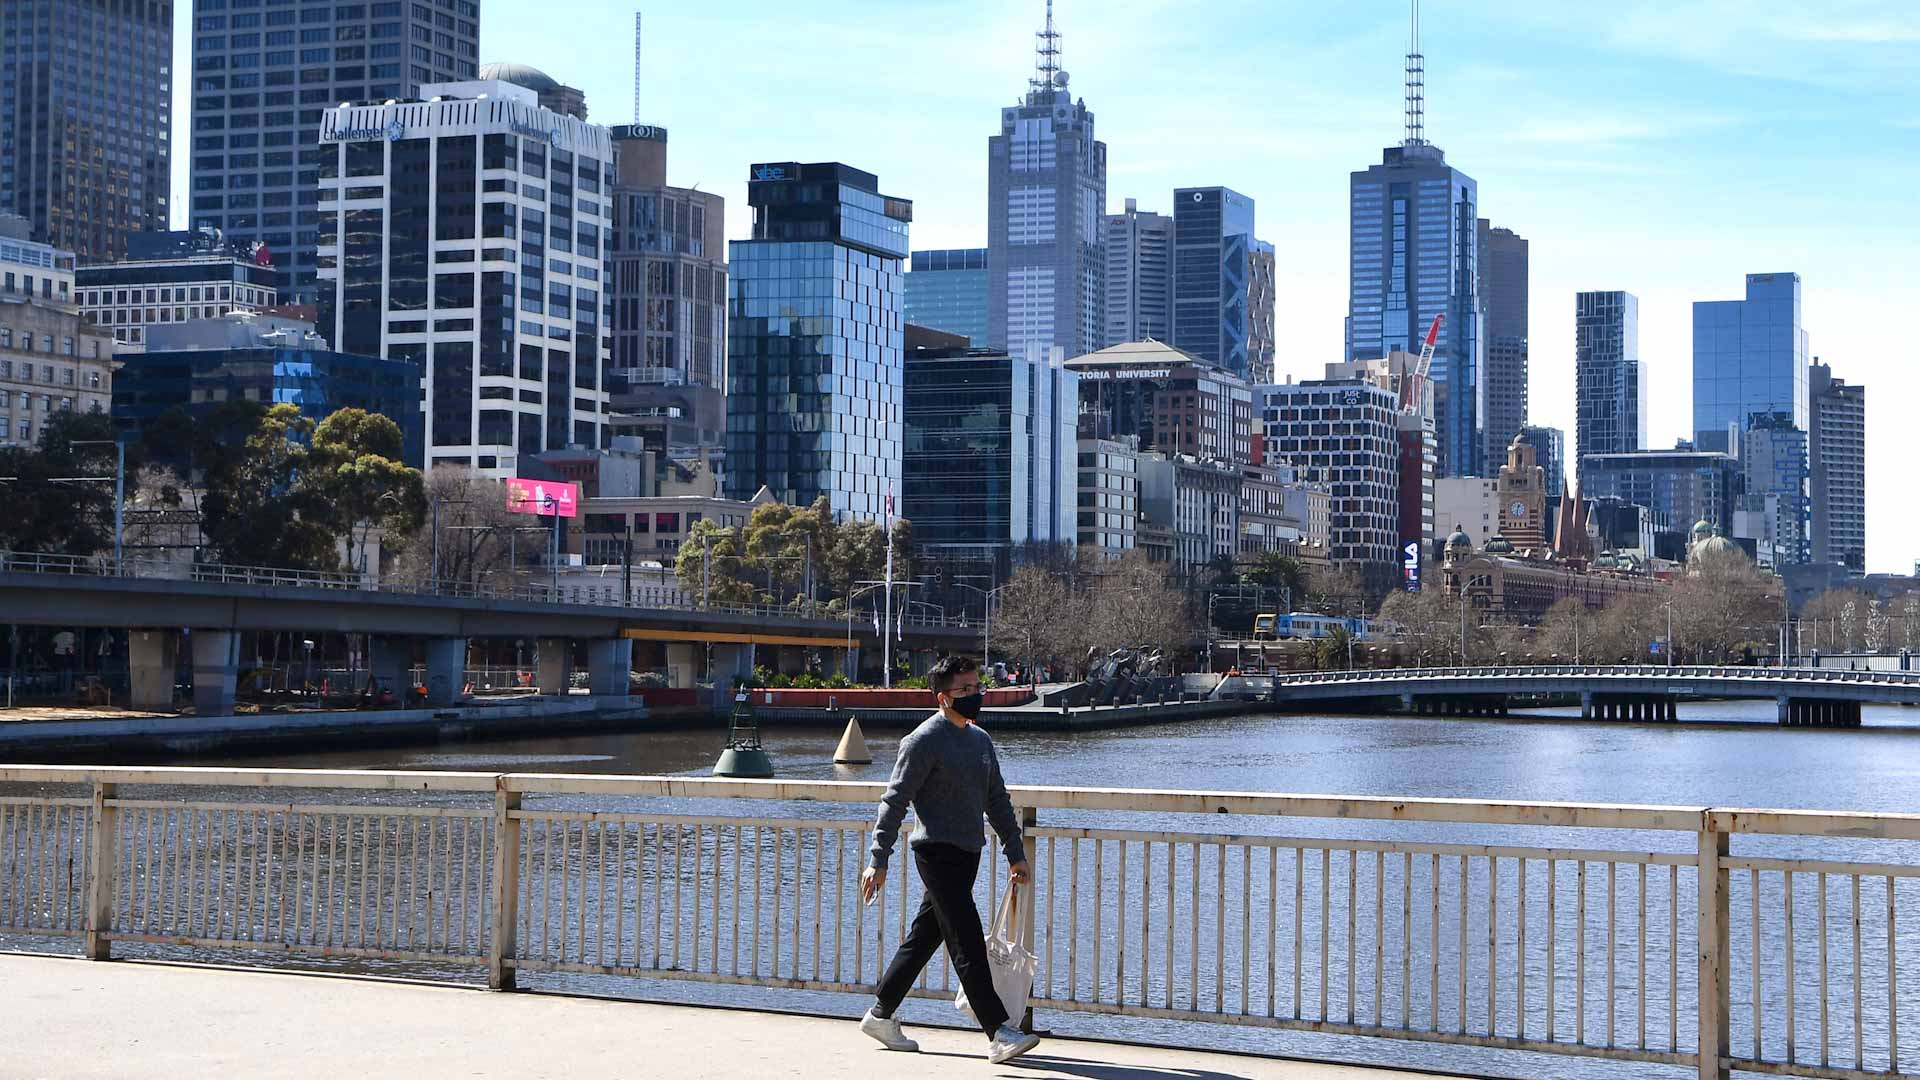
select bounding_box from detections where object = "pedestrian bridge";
[1270,664,1920,725]
[5,762,1918,1080]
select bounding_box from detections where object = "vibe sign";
[505,478,579,518]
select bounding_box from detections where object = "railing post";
[1019,804,1039,1034]
[1697,813,1730,1080]
[84,781,117,960]
[487,778,522,990]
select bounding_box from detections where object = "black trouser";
[873,842,1008,1036]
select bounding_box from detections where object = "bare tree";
[992,565,1066,685]
[1670,549,1782,663]
[387,468,521,589]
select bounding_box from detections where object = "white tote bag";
[955,882,1038,1027]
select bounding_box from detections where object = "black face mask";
[947,691,985,721]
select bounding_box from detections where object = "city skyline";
[156,1,1914,568]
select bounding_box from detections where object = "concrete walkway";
[0,954,1465,1080]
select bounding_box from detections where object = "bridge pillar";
[1665,697,1678,721]
[586,638,633,697]
[423,637,466,706]
[535,639,570,696]
[128,630,178,711]
[188,629,240,715]
[1581,692,1593,720]
[709,641,756,712]
[368,636,412,701]
[664,642,697,689]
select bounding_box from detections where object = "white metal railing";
[3,766,1919,1080]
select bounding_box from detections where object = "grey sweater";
[869,714,1025,871]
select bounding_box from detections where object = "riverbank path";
[2,953,1468,1079]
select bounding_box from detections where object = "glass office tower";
[903,248,988,345]
[1692,272,1811,564]
[0,0,171,262]
[725,162,910,520]
[1574,290,1644,485]
[1170,186,1256,379]
[901,343,1077,555]
[188,0,478,302]
[1477,221,1528,474]
[1102,199,1171,348]
[1348,145,1482,477]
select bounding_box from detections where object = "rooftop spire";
[1403,0,1427,147]
[1030,0,1062,97]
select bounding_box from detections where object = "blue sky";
[169,2,1920,570]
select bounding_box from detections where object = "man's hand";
[861,865,886,904]
[1008,859,1032,886]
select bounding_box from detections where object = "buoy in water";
[833,716,872,764]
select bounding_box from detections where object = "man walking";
[859,655,1041,1064]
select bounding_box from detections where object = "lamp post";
[856,578,921,689]
[951,578,1008,677]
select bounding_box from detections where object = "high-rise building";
[1076,437,1140,555]
[77,230,281,349]
[1325,349,1435,559]
[1581,448,1742,538]
[1101,199,1170,346]
[903,249,989,345]
[1574,290,1644,484]
[1247,241,1276,385]
[1066,339,1253,465]
[1171,186,1258,379]
[1520,424,1566,498]
[1693,272,1811,563]
[901,342,1076,557]
[1808,361,1865,572]
[987,2,1106,357]
[187,2,479,302]
[1693,272,1810,451]
[724,162,910,520]
[1259,379,1403,569]
[313,79,614,476]
[1346,8,1482,477]
[0,0,170,263]
[1477,221,1527,472]
[606,125,726,394]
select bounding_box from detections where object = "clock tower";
[1496,431,1549,553]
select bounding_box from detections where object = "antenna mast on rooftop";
[1030,0,1062,96]
[632,12,643,123]
[1403,0,1427,147]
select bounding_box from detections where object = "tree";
[1377,588,1459,665]
[1670,549,1782,663]
[1801,588,1869,653]
[992,565,1066,685]
[1534,596,1587,662]
[1245,552,1307,606]
[195,402,338,569]
[1087,551,1195,664]
[0,410,129,556]
[309,409,426,575]
[386,467,521,589]
[676,495,913,609]
[1303,563,1367,616]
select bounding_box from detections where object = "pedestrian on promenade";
[859,654,1040,1064]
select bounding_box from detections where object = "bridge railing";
[5,765,1919,1080]
[1272,664,1920,687]
[0,550,971,630]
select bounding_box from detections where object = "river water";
[18,701,1920,1078]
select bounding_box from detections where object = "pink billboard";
[505,478,580,518]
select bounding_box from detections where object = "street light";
[856,578,921,689]
[950,578,1009,677]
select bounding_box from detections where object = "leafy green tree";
[194,403,337,568]
[308,408,426,572]
[1245,552,1307,604]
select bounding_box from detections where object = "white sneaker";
[860,1008,919,1052]
[987,1024,1041,1064]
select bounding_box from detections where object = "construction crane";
[1402,313,1443,413]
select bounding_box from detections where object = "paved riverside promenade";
[1,954,1465,1080]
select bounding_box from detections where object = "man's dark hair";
[929,655,980,695]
